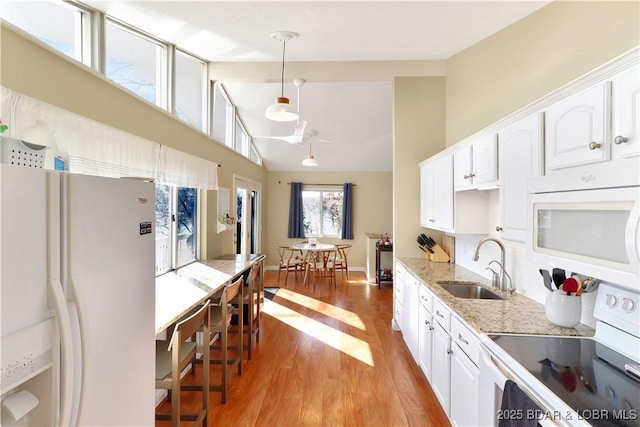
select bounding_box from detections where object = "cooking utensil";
[552,268,566,289]
[539,269,554,291]
[580,277,600,294]
[562,277,580,295]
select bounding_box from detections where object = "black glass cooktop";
[491,335,640,427]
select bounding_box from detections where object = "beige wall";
[392,77,446,258]
[0,24,268,258]
[264,171,392,269]
[445,1,640,146]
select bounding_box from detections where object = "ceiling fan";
[255,79,332,145]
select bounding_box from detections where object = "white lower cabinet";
[431,298,452,415]
[450,317,481,427]
[418,286,434,381]
[431,321,451,415]
[393,264,406,331]
[402,275,420,362]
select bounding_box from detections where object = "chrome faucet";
[473,237,513,293]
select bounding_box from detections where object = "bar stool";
[208,277,243,403]
[155,300,210,427]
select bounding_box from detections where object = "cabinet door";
[431,322,451,415]
[472,133,498,186]
[433,154,454,230]
[419,161,436,227]
[402,278,420,362]
[498,113,541,242]
[545,82,608,171]
[394,265,406,331]
[612,65,640,159]
[453,145,473,190]
[450,344,479,427]
[418,304,434,381]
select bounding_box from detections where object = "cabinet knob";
[463,174,470,179]
[614,135,629,145]
[588,141,602,150]
[470,173,476,178]
[447,348,453,355]
[496,226,503,232]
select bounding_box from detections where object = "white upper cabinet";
[545,82,608,172]
[420,154,453,231]
[453,145,472,190]
[611,64,640,159]
[454,133,498,190]
[497,113,542,242]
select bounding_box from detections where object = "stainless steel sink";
[438,282,505,300]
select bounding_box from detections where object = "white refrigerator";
[0,163,156,426]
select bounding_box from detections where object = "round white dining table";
[291,242,336,251]
[291,243,337,286]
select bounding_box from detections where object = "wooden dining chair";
[155,300,210,427]
[335,244,352,282]
[277,246,305,287]
[309,249,337,289]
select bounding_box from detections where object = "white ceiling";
[84,0,551,172]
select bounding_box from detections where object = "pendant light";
[265,31,299,122]
[302,142,318,167]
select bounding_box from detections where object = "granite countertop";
[396,257,595,337]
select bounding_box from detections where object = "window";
[235,115,249,156]
[212,82,234,148]
[302,189,343,237]
[249,142,262,165]
[2,0,90,65]
[105,19,167,107]
[155,184,199,274]
[175,50,206,131]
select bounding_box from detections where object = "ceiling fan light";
[302,155,318,167]
[265,97,299,122]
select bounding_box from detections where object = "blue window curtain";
[288,182,305,238]
[341,182,354,240]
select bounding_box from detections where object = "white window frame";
[302,187,344,238]
[155,184,201,275]
[104,17,169,109]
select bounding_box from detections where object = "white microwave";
[528,164,640,291]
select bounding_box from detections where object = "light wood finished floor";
[156,270,450,427]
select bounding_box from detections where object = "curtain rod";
[283,182,356,186]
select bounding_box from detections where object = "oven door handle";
[480,347,571,427]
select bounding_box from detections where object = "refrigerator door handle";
[48,279,74,427]
[67,275,86,427]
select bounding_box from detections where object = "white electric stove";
[480,282,640,427]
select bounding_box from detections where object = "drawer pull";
[425,320,430,326]
[588,141,601,150]
[458,333,469,345]
[447,348,453,355]
[436,310,444,318]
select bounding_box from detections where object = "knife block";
[426,244,450,263]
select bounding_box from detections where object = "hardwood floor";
[156,270,450,427]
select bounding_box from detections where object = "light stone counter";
[397,257,595,337]
[155,254,265,334]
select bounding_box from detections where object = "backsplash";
[454,235,597,328]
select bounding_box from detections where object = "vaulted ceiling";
[84,1,551,171]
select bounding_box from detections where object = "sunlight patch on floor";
[274,288,366,330]
[262,299,375,366]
